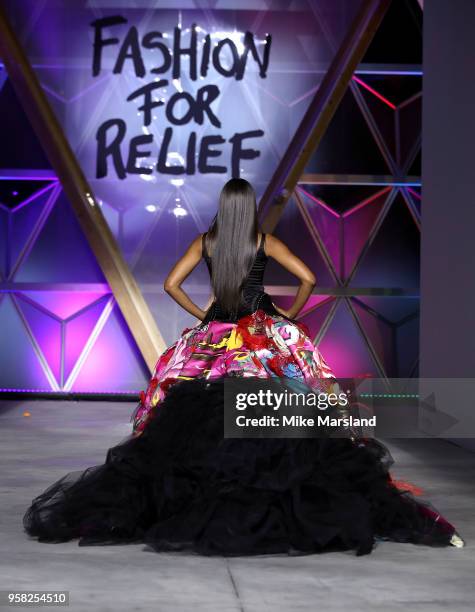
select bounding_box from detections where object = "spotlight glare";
[212,30,245,55]
[168,151,185,165]
[145,204,157,213]
[172,78,183,92]
[172,206,188,218]
[85,192,95,207]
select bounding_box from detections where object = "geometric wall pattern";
[269,0,423,379]
[0,170,149,393]
[270,183,421,379]
[0,0,423,391]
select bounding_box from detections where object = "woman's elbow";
[164,280,178,294]
[303,273,316,287]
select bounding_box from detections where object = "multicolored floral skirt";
[131,309,335,434]
[23,309,462,555]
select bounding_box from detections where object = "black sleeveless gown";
[23,233,462,555]
[201,231,282,323]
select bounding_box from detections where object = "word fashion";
[91,16,272,179]
[90,17,272,80]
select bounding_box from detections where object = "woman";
[23,178,464,555]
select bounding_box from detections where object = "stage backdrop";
[0,0,423,393]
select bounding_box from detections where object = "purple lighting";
[0,388,140,395]
[0,0,423,391]
[0,171,148,393]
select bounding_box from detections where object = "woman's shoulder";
[183,234,207,258]
[262,233,285,257]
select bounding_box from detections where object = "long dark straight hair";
[205,178,259,318]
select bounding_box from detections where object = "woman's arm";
[265,234,316,319]
[163,235,207,320]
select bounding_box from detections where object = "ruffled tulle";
[23,378,456,556]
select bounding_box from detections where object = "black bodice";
[201,232,280,323]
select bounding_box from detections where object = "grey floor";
[1,397,474,612]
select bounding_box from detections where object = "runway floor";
[1,397,474,612]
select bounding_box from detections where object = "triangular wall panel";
[71,302,149,392]
[15,190,106,283]
[0,295,52,390]
[318,300,379,378]
[351,193,420,288]
[16,295,62,384]
[268,195,336,287]
[64,297,110,382]
[20,290,110,321]
[9,185,57,277]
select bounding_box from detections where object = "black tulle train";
[23,378,456,556]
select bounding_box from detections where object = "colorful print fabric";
[132,309,336,434]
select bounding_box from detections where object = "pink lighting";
[407,187,421,200]
[20,290,110,320]
[0,388,140,395]
[343,187,391,218]
[352,76,397,110]
[297,186,340,218]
